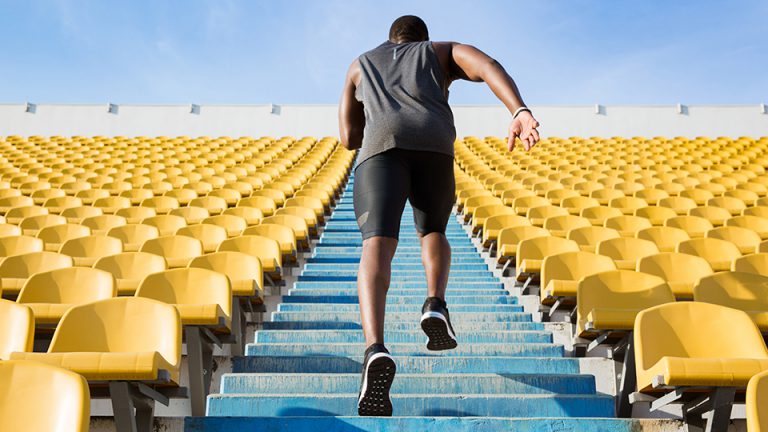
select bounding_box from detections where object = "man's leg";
[419,231,451,300]
[358,236,398,347]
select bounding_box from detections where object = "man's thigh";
[353,151,410,240]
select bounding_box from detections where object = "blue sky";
[0,0,765,105]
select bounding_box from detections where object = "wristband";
[513,106,531,119]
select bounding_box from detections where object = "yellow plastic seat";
[61,206,103,224]
[5,205,48,224]
[726,215,768,240]
[140,235,203,268]
[94,252,168,295]
[164,188,198,206]
[37,223,91,252]
[106,223,160,252]
[140,196,180,214]
[496,225,550,265]
[707,225,762,254]
[0,223,22,238]
[664,215,713,238]
[207,188,243,206]
[11,296,182,384]
[604,215,653,237]
[59,235,123,267]
[634,302,768,392]
[481,214,531,248]
[597,237,660,270]
[637,252,713,299]
[189,196,228,216]
[0,252,73,296]
[694,271,768,331]
[511,195,549,216]
[203,214,248,237]
[687,206,732,227]
[19,213,67,236]
[252,188,287,207]
[189,251,263,300]
[0,360,90,432]
[516,236,579,282]
[223,206,263,226]
[17,267,116,326]
[543,214,591,238]
[237,196,277,217]
[581,206,623,226]
[566,226,621,253]
[634,206,676,226]
[707,196,747,216]
[285,196,325,221]
[540,251,616,304]
[676,238,741,272]
[176,224,228,253]
[576,270,675,338]
[591,188,625,206]
[560,196,600,216]
[244,223,298,259]
[115,206,157,224]
[0,235,44,258]
[609,196,648,215]
[526,205,568,227]
[43,196,83,214]
[744,206,768,219]
[747,369,768,432]
[0,300,34,359]
[81,214,127,235]
[636,226,691,253]
[218,235,282,275]
[634,188,670,206]
[680,188,716,206]
[733,253,768,276]
[141,214,187,237]
[93,196,131,214]
[136,268,232,329]
[658,196,697,215]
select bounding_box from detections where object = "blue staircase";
[186,173,636,432]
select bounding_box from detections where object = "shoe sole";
[357,352,396,416]
[420,311,458,351]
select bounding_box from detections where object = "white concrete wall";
[1,103,766,138]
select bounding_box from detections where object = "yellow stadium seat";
[203,214,248,237]
[238,196,277,217]
[42,195,82,214]
[0,197,35,215]
[189,251,263,300]
[747,370,768,432]
[708,196,747,216]
[0,223,22,238]
[597,237,660,270]
[566,226,621,253]
[637,252,713,299]
[471,204,515,235]
[138,196,179,215]
[0,360,90,432]
[218,235,282,283]
[81,214,127,235]
[676,237,742,272]
[61,206,103,224]
[581,206,623,226]
[189,196,228,216]
[93,196,132,214]
[733,253,768,276]
[285,196,326,221]
[37,223,91,252]
[141,214,187,237]
[511,195,549,216]
[0,251,73,296]
[526,205,568,227]
[680,188,716,205]
[140,235,203,268]
[11,297,181,430]
[707,225,762,254]
[633,206,676,226]
[223,206,263,226]
[604,215,653,237]
[609,196,648,215]
[592,188,625,206]
[687,206,732,227]
[636,226,690,253]
[744,206,768,219]
[560,196,600,216]
[59,235,123,267]
[115,206,157,224]
[664,215,713,238]
[0,300,34,360]
[695,271,768,331]
[540,251,616,306]
[658,196,697,215]
[169,206,210,224]
[244,223,298,261]
[726,215,768,240]
[17,267,116,326]
[94,251,168,296]
[0,235,44,258]
[107,223,160,252]
[481,214,531,249]
[634,301,768,392]
[516,236,579,284]
[634,188,669,206]
[496,225,550,267]
[176,223,228,253]
[164,188,198,205]
[208,188,243,206]
[252,188,286,207]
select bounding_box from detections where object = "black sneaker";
[420,297,458,351]
[357,343,396,416]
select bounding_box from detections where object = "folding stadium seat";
[94,251,167,296]
[140,196,180,215]
[176,224,228,253]
[686,205,731,227]
[188,196,227,216]
[748,370,768,432]
[657,196,698,216]
[59,206,101,225]
[733,253,768,276]
[0,300,34,359]
[222,206,263,226]
[37,223,91,252]
[544,188,579,206]
[596,237,660,270]
[580,206,623,226]
[707,196,747,216]
[633,206,676,226]
[592,189,625,206]
[726,215,768,240]
[637,252,713,299]
[114,206,157,224]
[540,251,616,311]
[680,188,716,206]
[208,188,243,207]
[664,215,713,238]
[469,204,515,235]
[42,196,82,214]
[0,251,74,297]
[524,205,566,227]
[511,195,549,217]
[218,235,282,286]
[135,268,231,415]
[245,221,300,259]
[515,236,580,288]
[707,225,762,254]
[140,235,203,269]
[11,296,181,432]
[238,196,277,217]
[695,271,768,331]
[163,188,198,206]
[81,214,127,235]
[104,224,159,252]
[141,214,187,237]
[203,214,248,237]
[633,302,768,430]
[253,188,287,207]
[725,188,759,206]
[604,215,653,237]
[17,267,116,326]
[608,197,648,215]
[0,235,44,258]
[0,223,22,237]
[481,214,531,250]
[500,188,533,206]
[93,196,131,214]
[560,196,599,216]
[676,238,741,272]
[5,205,48,226]
[0,196,34,215]
[744,206,768,219]
[634,188,670,206]
[542,214,591,238]
[0,360,90,432]
[565,226,620,253]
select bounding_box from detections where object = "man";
[338,15,540,416]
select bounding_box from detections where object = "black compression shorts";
[353,148,455,240]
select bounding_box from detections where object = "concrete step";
[232,355,581,374]
[205,393,615,417]
[282,294,516,304]
[245,342,563,358]
[270,311,532,323]
[302,263,489,271]
[297,274,498,282]
[292,281,503,290]
[260,321,544,331]
[276,303,523,313]
[306,256,486,263]
[186,417,654,432]
[218,373,593,395]
[254,330,552,344]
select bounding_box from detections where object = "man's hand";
[508,111,540,151]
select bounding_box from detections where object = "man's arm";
[436,42,540,151]
[338,60,365,150]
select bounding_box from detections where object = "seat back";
[637,252,713,297]
[688,206,731,226]
[136,268,232,318]
[0,251,73,278]
[634,206,676,226]
[0,360,90,432]
[664,215,714,238]
[60,235,123,258]
[597,237,660,262]
[0,300,34,360]
[243,223,297,253]
[37,223,91,245]
[677,238,742,271]
[169,206,210,224]
[604,215,653,237]
[542,215,591,237]
[0,235,44,257]
[694,271,768,312]
[141,215,187,236]
[747,370,768,432]
[140,235,204,261]
[218,235,282,271]
[636,226,690,253]
[541,251,616,285]
[707,226,762,254]
[48,297,181,372]
[188,251,263,295]
[516,236,579,268]
[733,253,768,276]
[202,215,248,236]
[176,224,228,252]
[18,267,116,304]
[566,226,621,252]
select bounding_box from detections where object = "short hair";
[389,15,429,43]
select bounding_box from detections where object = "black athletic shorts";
[353,148,455,240]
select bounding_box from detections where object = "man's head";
[388,15,429,43]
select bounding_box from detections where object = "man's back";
[355,40,456,166]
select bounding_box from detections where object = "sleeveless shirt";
[355,41,456,166]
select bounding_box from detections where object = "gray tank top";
[355,41,456,166]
